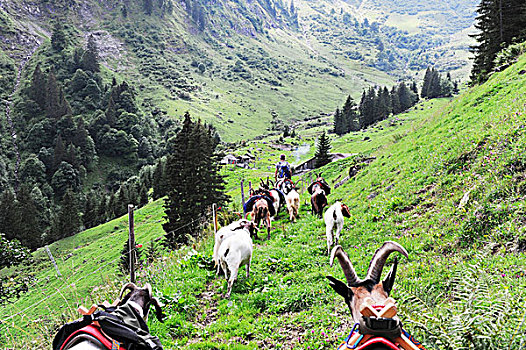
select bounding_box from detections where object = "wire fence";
[0,216,204,324]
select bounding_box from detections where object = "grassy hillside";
[3,53,526,348]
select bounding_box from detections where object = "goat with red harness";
[328,242,427,350]
[53,283,164,350]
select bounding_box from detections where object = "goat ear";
[382,257,398,295]
[150,297,165,323]
[326,276,353,301]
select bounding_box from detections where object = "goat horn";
[330,245,362,286]
[365,241,408,283]
[119,282,137,298]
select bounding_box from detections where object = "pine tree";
[428,68,442,98]
[163,112,227,249]
[359,88,376,128]
[152,159,169,200]
[52,188,81,240]
[83,192,98,229]
[315,131,331,168]
[453,80,460,94]
[29,64,46,110]
[376,87,390,120]
[14,186,41,249]
[470,0,526,83]
[82,35,100,73]
[333,108,344,135]
[96,194,108,225]
[397,82,414,112]
[421,67,432,98]
[139,183,149,207]
[51,22,66,52]
[45,70,71,119]
[390,86,401,115]
[342,95,360,132]
[382,87,392,116]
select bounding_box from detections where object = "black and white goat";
[213,219,258,274]
[218,227,253,298]
[118,283,164,322]
[323,202,351,255]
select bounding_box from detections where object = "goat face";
[326,242,408,323]
[341,203,351,218]
[119,283,164,322]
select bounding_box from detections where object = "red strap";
[355,337,400,350]
[60,324,122,350]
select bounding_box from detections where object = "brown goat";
[251,198,271,240]
[326,241,408,324]
[308,176,331,218]
[310,185,328,218]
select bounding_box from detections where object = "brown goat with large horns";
[326,241,408,324]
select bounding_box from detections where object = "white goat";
[324,202,351,255]
[218,229,253,298]
[213,219,256,274]
[281,179,300,222]
[286,190,300,222]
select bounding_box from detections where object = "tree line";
[333,69,457,135]
[470,0,526,83]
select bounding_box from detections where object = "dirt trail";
[186,280,221,344]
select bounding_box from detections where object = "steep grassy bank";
[139,53,526,348]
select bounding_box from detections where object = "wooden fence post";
[240,179,245,210]
[45,245,62,277]
[128,204,135,284]
[212,203,218,234]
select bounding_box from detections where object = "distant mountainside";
[1,0,476,140]
[0,0,477,250]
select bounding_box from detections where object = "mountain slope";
[0,0,476,141]
[2,52,526,348]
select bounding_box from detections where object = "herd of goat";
[55,175,415,349]
[213,176,389,299]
